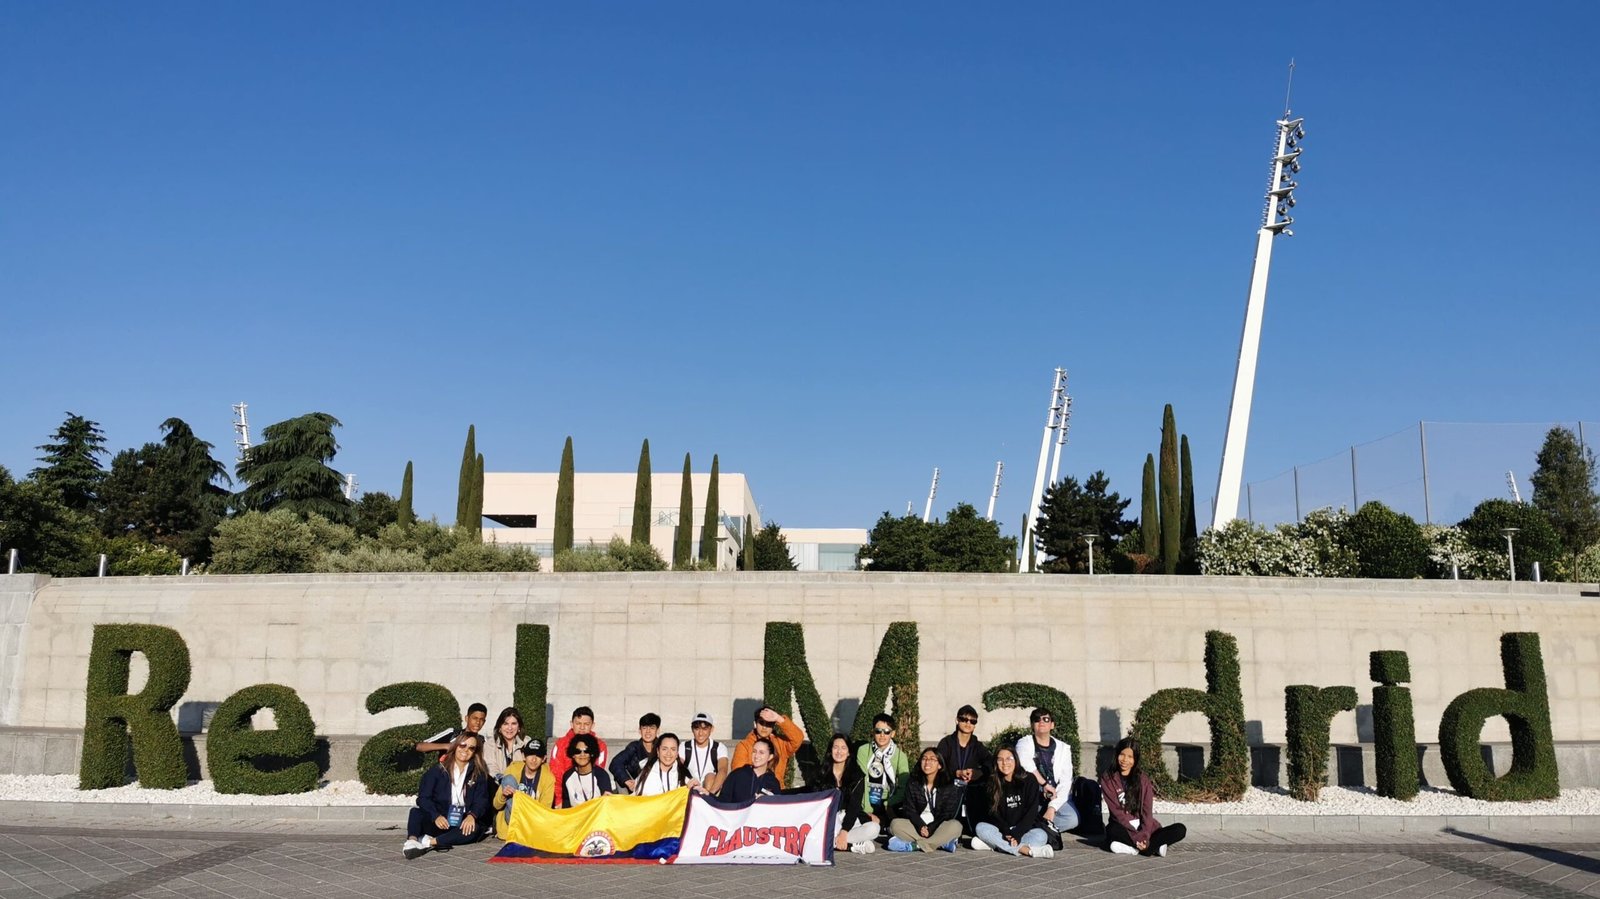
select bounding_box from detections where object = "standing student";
[633,732,697,796]
[683,712,730,795]
[550,706,609,807]
[417,702,488,756]
[1015,707,1079,833]
[1099,737,1186,857]
[731,705,805,785]
[402,732,493,860]
[718,737,781,803]
[484,707,530,780]
[561,734,614,807]
[855,713,909,831]
[887,748,963,853]
[935,704,993,833]
[492,737,554,827]
[610,713,661,794]
[972,746,1053,858]
[811,734,879,854]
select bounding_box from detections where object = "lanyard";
[952,737,972,772]
[571,772,595,804]
[689,742,712,778]
[659,765,674,793]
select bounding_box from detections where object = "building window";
[818,544,859,572]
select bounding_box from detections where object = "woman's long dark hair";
[491,706,523,749]
[916,747,951,790]
[637,732,692,784]
[1105,736,1143,813]
[445,731,489,786]
[987,746,1021,819]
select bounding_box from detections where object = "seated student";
[550,706,609,807]
[633,732,698,796]
[484,707,530,781]
[1015,706,1079,834]
[855,713,909,832]
[492,737,554,828]
[416,702,488,756]
[812,733,879,854]
[402,732,493,860]
[609,712,661,794]
[972,746,1053,858]
[1099,737,1185,857]
[683,713,730,796]
[561,734,614,807]
[887,748,964,853]
[935,704,994,834]
[717,736,781,803]
[731,705,805,785]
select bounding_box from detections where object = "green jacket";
[855,742,909,816]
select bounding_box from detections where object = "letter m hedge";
[79,624,192,790]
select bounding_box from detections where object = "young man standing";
[550,706,609,808]
[935,704,993,833]
[609,713,661,794]
[416,702,488,755]
[731,705,805,785]
[1015,707,1079,833]
[684,712,729,795]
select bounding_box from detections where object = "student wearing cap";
[633,732,698,796]
[550,706,609,807]
[935,704,993,834]
[484,707,531,780]
[402,732,493,860]
[684,712,729,795]
[1015,707,1079,834]
[731,705,805,785]
[609,712,661,794]
[416,702,488,756]
[561,734,614,807]
[492,737,555,827]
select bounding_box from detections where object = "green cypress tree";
[674,453,693,569]
[743,515,756,570]
[553,437,575,554]
[1180,435,1198,573]
[699,454,721,565]
[631,439,652,545]
[469,453,484,543]
[1159,405,1180,574]
[398,461,415,525]
[455,425,475,529]
[1141,453,1159,558]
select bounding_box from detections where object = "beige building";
[779,527,869,571]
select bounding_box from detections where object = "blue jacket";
[717,766,781,804]
[416,763,493,823]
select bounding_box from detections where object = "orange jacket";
[730,717,806,784]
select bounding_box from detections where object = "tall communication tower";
[986,461,1005,521]
[1021,368,1069,572]
[1212,64,1305,531]
[232,403,252,463]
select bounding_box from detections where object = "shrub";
[98,536,184,576]
[763,622,835,787]
[356,682,460,795]
[79,624,191,790]
[553,545,622,572]
[207,684,319,795]
[1438,633,1558,800]
[1196,510,1358,577]
[210,510,322,574]
[985,725,1030,755]
[1284,685,1356,801]
[316,545,430,573]
[1128,631,1248,801]
[428,538,541,572]
[851,623,921,760]
[514,624,550,741]
[984,683,1081,775]
[1578,542,1600,582]
[1422,525,1494,579]
[1345,502,1428,579]
[1458,500,1563,581]
[1370,650,1419,799]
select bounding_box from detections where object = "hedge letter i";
[1369,650,1418,800]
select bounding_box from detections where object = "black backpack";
[1066,776,1104,836]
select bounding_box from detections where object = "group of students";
[400,701,1186,862]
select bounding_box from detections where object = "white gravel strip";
[3,775,1598,815]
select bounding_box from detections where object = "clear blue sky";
[3,2,1596,536]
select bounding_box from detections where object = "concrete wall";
[3,572,1598,779]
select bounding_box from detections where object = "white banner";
[674,790,840,865]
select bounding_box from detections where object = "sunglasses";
[958,717,978,725]
[1036,716,1053,723]
[873,728,893,735]
[756,719,777,728]
[572,749,592,756]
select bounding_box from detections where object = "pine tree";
[674,453,693,569]
[469,452,485,542]
[398,461,415,524]
[1159,405,1180,574]
[632,439,652,545]
[234,413,351,521]
[1141,454,1159,557]
[554,437,575,554]
[1180,434,1198,573]
[32,413,108,513]
[699,454,721,565]
[1531,425,1600,574]
[455,425,475,529]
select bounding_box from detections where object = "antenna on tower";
[1506,470,1523,504]
[232,403,252,463]
[343,472,359,500]
[1283,58,1296,116]
[922,467,941,523]
[986,461,1005,521]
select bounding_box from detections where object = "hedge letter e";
[79,624,192,790]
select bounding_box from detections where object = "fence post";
[97,554,108,577]
[1419,421,1432,526]
[1350,446,1359,510]
[1246,484,1254,522]
[1293,466,1302,523]
[6,548,15,575]
[181,558,190,576]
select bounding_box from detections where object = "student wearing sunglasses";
[402,732,493,860]
[1015,707,1079,835]
[854,713,909,834]
[561,734,614,807]
[935,705,993,835]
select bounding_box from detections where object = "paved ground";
[1,819,1598,899]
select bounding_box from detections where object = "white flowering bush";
[1197,508,1357,577]
[1422,524,1502,579]
[1576,542,1600,582]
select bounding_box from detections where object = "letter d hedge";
[1128,630,1249,802]
[1439,633,1559,801]
[79,624,191,790]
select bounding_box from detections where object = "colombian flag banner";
[491,787,689,863]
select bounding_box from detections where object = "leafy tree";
[859,513,935,571]
[99,535,183,576]
[1034,471,1134,573]
[1458,499,1563,581]
[699,454,720,564]
[352,491,400,539]
[32,413,107,513]
[1345,501,1428,579]
[1530,426,1600,574]
[741,521,798,571]
[234,413,351,522]
[674,453,693,568]
[99,418,231,562]
[210,509,326,574]
[456,425,475,528]
[0,465,98,576]
[1140,454,1158,557]
[554,437,575,553]
[632,439,652,545]
[1159,405,1180,574]
[397,461,415,525]
[929,503,1016,572]
[1180,435,1199,573]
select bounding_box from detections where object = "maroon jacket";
[1099,769,1160,845]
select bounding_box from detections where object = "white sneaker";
[1033,845,1054,859]
[1110,841,1138,855]
[969,837,991,852]
[849,841,875,854]
[1158,844,1168,857]
[419,835,436,850]
[402,839,423,860]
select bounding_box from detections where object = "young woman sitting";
[972,746,1053,857]
[717,736,781,803]
[633,732,699,796]
[403,732,493,860]
[561,734,615,807]
[887,748,963,853]
[1099,737,1186,857]
[812,733,879,854]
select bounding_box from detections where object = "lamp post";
[1501,527,1519,581]
[1083,534,1100,576]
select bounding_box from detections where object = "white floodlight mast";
[1047,390,1073,491]
[923,467,940,523]
[1212,78,1304,531]
[1021,368,1067,572]
[986,461,1004,521]
[232,403,252,463]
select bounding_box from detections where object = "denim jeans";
[974,822,1049,856]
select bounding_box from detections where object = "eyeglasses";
[958,717,978,725]
[873,728,893,735]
